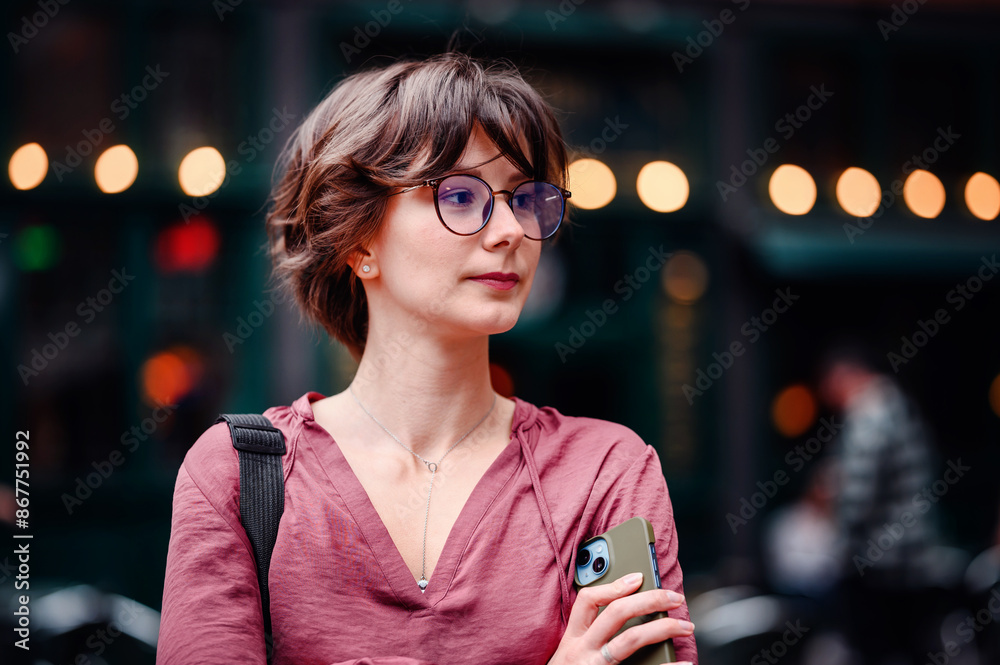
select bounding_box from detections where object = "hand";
[547,572,695,665]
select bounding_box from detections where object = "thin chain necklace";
[348,384,497,592]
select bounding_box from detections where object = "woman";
[157,51,697,665]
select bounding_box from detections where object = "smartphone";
[573,516,677,665]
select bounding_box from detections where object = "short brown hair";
[264,51,573,363]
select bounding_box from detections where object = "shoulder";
[527,398,649,454]
[516,398,670,542]
[517,397,654,481]
[179,397,305,505]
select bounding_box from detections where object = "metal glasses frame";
[388,173,572,240]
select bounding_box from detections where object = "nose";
[484,190,526,247]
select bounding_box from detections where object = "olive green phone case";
[573,516,677,665]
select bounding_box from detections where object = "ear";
[349,247,375,278]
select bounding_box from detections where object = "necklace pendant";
[426,462,437,473]
[418,577,428,591]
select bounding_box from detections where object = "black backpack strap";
[215,413,286,664]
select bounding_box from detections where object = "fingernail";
[623,572,643,585]
[679,620,695,631]
[667,590,684,602]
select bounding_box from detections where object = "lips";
[469,272,519,282]
[468,272,519,291]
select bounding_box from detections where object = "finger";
[602,615,695,664]
[566,572,645,636]
[588,588,688,647]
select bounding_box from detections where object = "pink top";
[157,392,698,665]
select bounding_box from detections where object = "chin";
[440,294,525,333]
[486,315,521,335]
[470,309,522,335]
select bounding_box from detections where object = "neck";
[348,325,503,460]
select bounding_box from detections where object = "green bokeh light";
[13,224,60,271]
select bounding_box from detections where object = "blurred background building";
[2,0,1000,663]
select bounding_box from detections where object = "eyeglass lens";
[435,175,564,239]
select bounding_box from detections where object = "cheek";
[385,234,463,295]
[381,210,455,275]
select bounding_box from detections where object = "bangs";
[371,54,567,188]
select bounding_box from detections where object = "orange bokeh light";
[141,346,203,407]
[965,172,1000,221]
[768,165,817,215]
[989,374,1000,419]
[771,384,818,437]
[903,169,945,219]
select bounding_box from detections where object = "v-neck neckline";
[299,391,530,610]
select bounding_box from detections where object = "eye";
[512,191,535,209]
[440,188,477,207]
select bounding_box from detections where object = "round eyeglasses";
[389,174,571,241]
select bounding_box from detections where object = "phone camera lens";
[593,557,606,574]
[578,549,591,566]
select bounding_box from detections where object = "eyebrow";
[451,164,529,187]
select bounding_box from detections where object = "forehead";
[453,124,533,172]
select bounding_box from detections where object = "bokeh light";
[964,172,1000,221]
[8,142,48,190]
[989,373,1000,419]
[768,164,817,215]
[95,145,139,194]
[154,216,221,273]
[771,384,818,437]
[141,346,204,407]
[835,167,881,217]
[903,169,945,219]
[567,158,616,210]
[637,161,689,213]
[178,147,226,197]
[13,225,60,271]
[663,251,709,304]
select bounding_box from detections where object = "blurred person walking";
[816,345,942,665]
